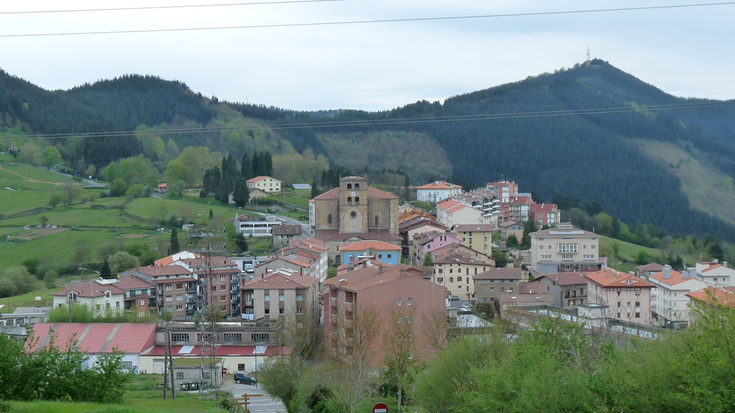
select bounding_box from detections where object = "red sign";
[372,403,388,413]
[222,368,228,374]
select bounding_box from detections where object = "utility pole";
[168,325,176,399]
[163,325,168,400]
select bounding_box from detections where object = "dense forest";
[2,60,735,241]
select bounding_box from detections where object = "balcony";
[232,297,241,305]
[330,297,337,307]
[244,300,253,307]
[343,301,353,311]
[330,314,338,324]
[231,286,240,293]
[231,278,239,284]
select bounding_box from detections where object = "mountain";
[2,60,735,241]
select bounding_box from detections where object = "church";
[309,176,401,263]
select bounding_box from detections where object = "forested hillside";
[2,60,735,241]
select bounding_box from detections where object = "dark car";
[234,372,257,385]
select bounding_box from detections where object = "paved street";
[220,377,287,413]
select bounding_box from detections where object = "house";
[339,240,402,266]
[473,267,523,304]
[432,248,495,299]
[506,195,533,224]
[248,187,269,201]
[156,183,168,194]
[634,263,665,280]
[253,255,317,280]
[247,176,282,193]
[280,238,330,282]
[532,272,588,309]
[116,275,158,316]
[499,220,523,243]
[649,265,709,328]
[28,323,157,373]
[232,214,283,237]
[585,268,655,325]
[413,231,460,264]
[436,200,484,228]
[529,223,604,276]
[695,260,734,286]
[415,181,463,203]
[310,176,401,262]
[323,264,447,365]
[399,216,445,260]
[453,224,494,257]
[51,278,127,314]
[687,286,735,313]
[272,224,303,247]
[240,268,320,324]
[337,256,393,277]
[529,203,560,228]
[499,282,554,311]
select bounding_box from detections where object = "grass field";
[126,198,240,224]
[2,164,74,183]
[2,205,139,228]
[599,235,697,273]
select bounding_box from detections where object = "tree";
[403,175,410,201]
[100,258,112,279]
[71,240,92,270]
[60,182,82,205]
[233,177,250,207]
[39,214,49,227]
[382,304,418,412]
[164,159,195,187]
[311,180,319,198]
[492,251,508,267]
[84,164,97,178]
[240,151,252,179]
[108,251,139,274]
[48,192,63,208]
[170,228,181,254]
[209,208,213,219]
[507,233,519,248]
[423,253,433,266]
[235,233,248,253]
[41,146,62,168]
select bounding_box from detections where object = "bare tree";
[60,182,82,206]
[420,308,449,356]
[382,303,417,412]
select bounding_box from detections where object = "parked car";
[234,372,257,385]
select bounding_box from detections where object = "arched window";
[374,215,379,226]
[328,214,332,224]
[354,183,360,189]
[347,197,352,203]
[354,197,360,204]
[347,183,352,189]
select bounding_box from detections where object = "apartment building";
[453,224,494,256]
[240,268,320,323]
[585,268,655,325]
[649,265,709,329]
[530,223,604,276]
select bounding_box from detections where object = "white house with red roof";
[695,260,734,286]
[436,199,483,228]
[649,265,709,328]
[416,181,463,203]
[51,278,127,314]
[246,175,281,193]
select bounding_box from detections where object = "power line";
[3,100,735,141]
[0,0,350,15]
[1,2,733,38]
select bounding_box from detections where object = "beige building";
[310,176,401,262]
[432,249,495,299]
[247,176,281,193]
[585,268,655,325]
[474,267,523,304]
[530,223,604,276]
[240,268,320,323]
[453,224,494,257]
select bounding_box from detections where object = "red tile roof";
[585,268,654,288]
[28,323,157,354]
[242,270,318,290]
[50,280,125,298]
[687,286,735,307]
[247,175,278,183]
[324,264,424,292]
[314,229,401,242]
[474,267,522,281]
[535,272,588,286]
[136,266,194,277]
[313,186,398,201]
[649,269,704,286]
[416,181,462,190]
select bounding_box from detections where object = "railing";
[343,301,353,310]
[231,286,240,293]
[330,297,338,306]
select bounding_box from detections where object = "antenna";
[586,46,591,67]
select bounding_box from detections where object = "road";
[220,377,286,413]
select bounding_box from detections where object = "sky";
[1,0,734,111]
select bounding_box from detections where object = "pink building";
[585,268,655,325]
[412,231,460,264]
[323,264,447,366]
[530,203,561,228]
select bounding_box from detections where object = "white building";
[649,265,709,328]
[416,181,463,203]
[233,214,283,237]
[695,260,734,286]
[247,176,282,193]
[529,223,604,276]
[51,278,126,313]
[436,200,484,228]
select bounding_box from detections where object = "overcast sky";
[1,0,734,111]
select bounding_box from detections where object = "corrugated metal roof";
[28,323,157,354]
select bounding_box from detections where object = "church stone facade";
[309,176,400,263]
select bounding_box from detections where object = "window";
[407,298,412,306]
[264,294,270,302]
[557,243,579,253]
[490,287,495,293]
[203,372,211,379]
[296,294,303,302]
[328,214,333,224]
[223,333,242,342]
[176,305,183,311]
[176,294,183,301]
[116,301,120,308]
[449,277,454,283]
[165,285,173,291]
[347,183,352,189]
[457,277,462,282]
[375,215,379,226]
[347,196,352,202]
[592,245,597,250]
[406,316,411,324]
[387,254,392,259]
[166,296,173,302]
[165,306,173,311]
[171,333,189,342]
[138,300,145,306]
[397,317,402,324]
[437,277,443,283]
[354,183,360,189]
[378,254,383,259]
[397,298,402,306]
[220,295,227,301]
[279,294,285,302]
[355,197,360,204]
[220,275,227,281]
[176,283,183,289]
[221,285,228,292]
[176,372,184,379]
[264,308,270,315]
[279,308,285,315]
[297,307,303,315]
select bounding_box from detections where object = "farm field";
[1,205,139,228]
[126,197,240,223]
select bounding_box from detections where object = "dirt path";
[0,165,66,185]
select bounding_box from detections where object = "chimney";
[663,265,671,279]
[379,266,383,274]
[724,261,728,268]
[399,267,407,277]
[688,268,697,280]
[714,259,719,264]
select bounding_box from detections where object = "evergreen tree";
[233,178,250,207]
[241,151,252,179]
[170,228,180,254]
[209,209,213,219]
[263,151,273,176]
[311,180,319,198]
[235,232,248,253]
[403,175,410,201]
[251,152,260,177]
[100,258,112,279]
